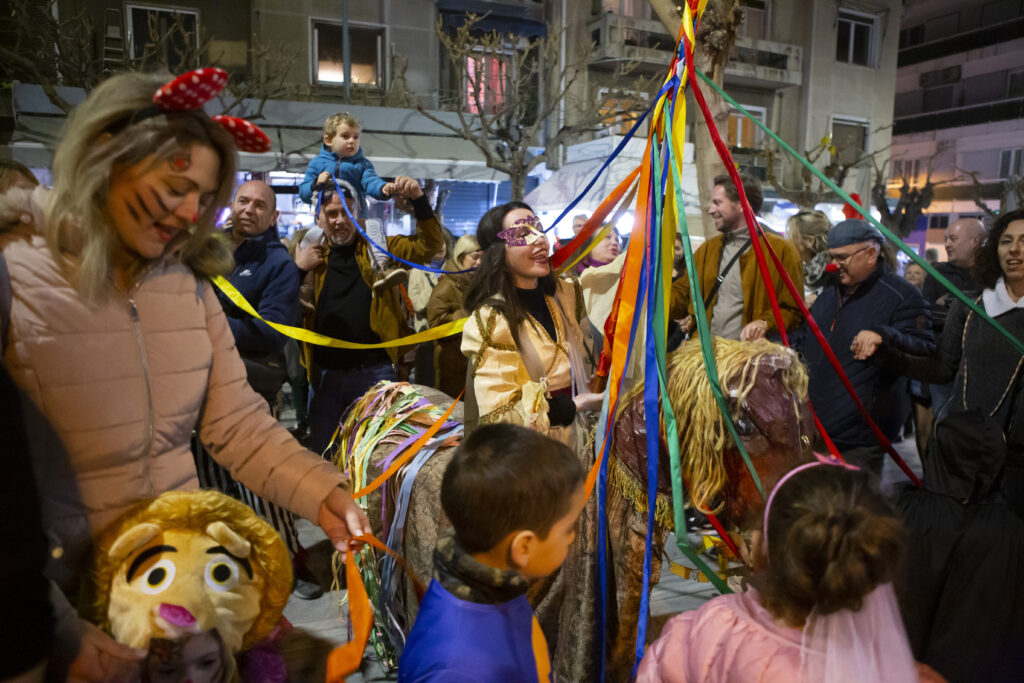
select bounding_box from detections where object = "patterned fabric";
[433,530,529,604]
[804,250,831,292]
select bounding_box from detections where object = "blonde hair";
[619,338,808,513]
[787,210,831,256]
[448,234,480,270]
[322,111,360,140]
[47,71,236,305]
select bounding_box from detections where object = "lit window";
[836,9,877,67]
[727,106,765,149]
[599,89,648,136]
[313,21,385,88]
[126,4,199,72]
[831,117,869,166]
[465,54,507,115]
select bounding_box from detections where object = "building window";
[928,214,950,230]
[831,116,869,166]
[891,158,921,181]
[1000,148,1024,179]
[312,20,385,88]
[1008,70,1024,99]
[835,9,877,67]
[126,4,199,72]
[465,53,507,115]
[899,24,924,49]
[981,0,1020,27]
[737,0,769,40]
[602,0,653,19]
[727,106,765,150]
[598,89,648,136]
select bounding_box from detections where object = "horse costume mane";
[81,490,292,654]
[619,338,808,513]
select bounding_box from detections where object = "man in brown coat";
[300,177,443,455]
[670,173,804,340]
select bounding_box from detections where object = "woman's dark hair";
[463,201,557,344]
[975,209,1024,289]
[753,465,905,626]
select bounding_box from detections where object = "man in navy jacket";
[777,220,935,473]
[217,180,301,400]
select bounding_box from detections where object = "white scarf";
[982,278,1024,318]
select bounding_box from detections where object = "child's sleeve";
[298,157,323,205]
[360,159,388,200]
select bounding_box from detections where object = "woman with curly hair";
[878,209,1024,519]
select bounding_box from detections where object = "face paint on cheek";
[172,155,190,171]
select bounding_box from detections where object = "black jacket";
[217,225,301,358]
[789,264,934,448]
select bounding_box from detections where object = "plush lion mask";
[82,490,293,653]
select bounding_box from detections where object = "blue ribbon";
[318,177,478,275]
[596,225,648,682]
[543,77,676,235]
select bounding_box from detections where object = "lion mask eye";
[138,558,176,595]
[205,556,240,592]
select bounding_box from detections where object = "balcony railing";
[588,13,801,88]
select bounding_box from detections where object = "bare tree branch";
[392,13,651,199]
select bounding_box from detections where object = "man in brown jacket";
[302,177,443,455]
[670,173,804,340]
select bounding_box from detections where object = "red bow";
[153,68,271,154]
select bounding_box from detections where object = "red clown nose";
[825,262,839,273]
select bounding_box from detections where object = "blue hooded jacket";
[217,225,301,358]
[299,144,387,206]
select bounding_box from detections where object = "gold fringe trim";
[479,388,523,424]
[608,457,675,531]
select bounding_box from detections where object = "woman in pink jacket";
[636,459,942,683]
[0,71,369,682]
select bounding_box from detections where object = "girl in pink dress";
[637,457,943,683]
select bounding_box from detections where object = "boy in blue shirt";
[300,111,410,291]
[399,424,586,682]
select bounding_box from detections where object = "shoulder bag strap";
[702,239,751,311]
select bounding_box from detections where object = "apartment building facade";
[889,0,1024,249]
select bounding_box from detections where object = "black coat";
[789,264,934,448]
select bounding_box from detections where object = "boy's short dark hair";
[441,424,585,554]
[713,172,763,214]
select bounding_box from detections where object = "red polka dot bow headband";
[110,67,272,153]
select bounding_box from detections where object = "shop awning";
[6,83,509,183]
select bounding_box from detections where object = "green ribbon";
[695,67,1024,357]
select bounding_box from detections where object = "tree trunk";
[510,172,527,202]
[649,0,740,238]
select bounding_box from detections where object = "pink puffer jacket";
[1,189,346,590]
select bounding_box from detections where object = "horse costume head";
[83,491,292,655]
[616,338,813,531]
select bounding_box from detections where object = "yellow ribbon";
[211,275,466,349]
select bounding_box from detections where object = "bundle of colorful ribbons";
[210,1,1024,678]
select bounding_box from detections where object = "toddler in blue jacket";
[300,111,411,291]
[398,424,586,682]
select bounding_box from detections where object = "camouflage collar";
[434,529,529,604]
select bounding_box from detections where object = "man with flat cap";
[752,219,935,472]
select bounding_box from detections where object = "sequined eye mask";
[497,215,544,247]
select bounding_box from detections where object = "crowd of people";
[1,68,1023,683]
